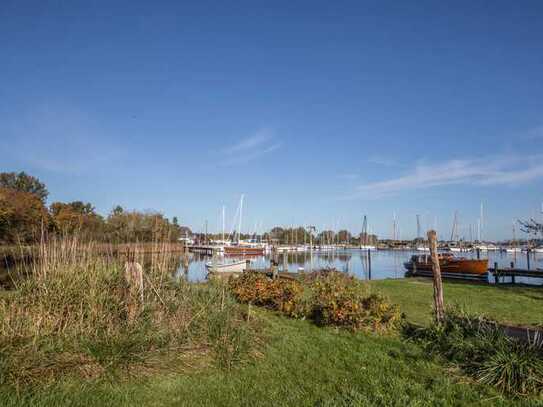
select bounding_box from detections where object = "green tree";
[0,171,48,203]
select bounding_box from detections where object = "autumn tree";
[0,172,48,203]
[337,229,352,243]
[106,208,181,243]
[49,201,105,239]
[0,187,49,243]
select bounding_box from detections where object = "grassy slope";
[371,278,543,327]
[1,310,537,407]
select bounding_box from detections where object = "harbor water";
[178,249,543,285]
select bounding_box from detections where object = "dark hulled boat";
[224,245,265,256]
[404,252,488,276]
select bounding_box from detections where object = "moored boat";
[404,253,488,275]
[206,259,249,273]
[224,245,265,256]
[360,245,377,251]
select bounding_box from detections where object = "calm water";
[177,249,543,285]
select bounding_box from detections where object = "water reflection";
[177,249,543,285]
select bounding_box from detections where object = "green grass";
[1,310,539,406]
[371,278,543,327]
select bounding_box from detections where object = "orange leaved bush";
[229,271,401,332]
[229,272,306,317]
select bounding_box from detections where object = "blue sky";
[1,1,542,240]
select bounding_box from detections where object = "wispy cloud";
[367,154,399,167]
[220,128,281,166]
[349,155,543,199]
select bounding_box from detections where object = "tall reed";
[0,237,255,388]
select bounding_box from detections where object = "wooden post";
[124,261,144,324]
[510,261,515,285]
[367,248,372,280]
[270,259,278,280]
[494,262,498,284]
[427,230,444,323]
[527,249,531,270]
[476,248,480,260]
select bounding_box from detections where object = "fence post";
[510,261,515,285]
[427,230,444,323]
[367,248,372,280]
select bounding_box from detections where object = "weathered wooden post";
[427,230,444,323]
[494,262,499,284]
[527,249,531,270]
[367,248,372,280]
[124,260,144,324]
[270,259,278,280]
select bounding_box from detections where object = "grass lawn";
[1,310,538,407]
[371,278,543,328]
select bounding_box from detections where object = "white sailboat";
[506,221,520,253]
[360,215,377,250]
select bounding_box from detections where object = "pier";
[188,245,223,255]
[489,261,543,284]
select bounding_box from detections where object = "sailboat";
[360,215,376,250]
[506,221,521,253]
[415,214,429,251]
[223,195,265,256]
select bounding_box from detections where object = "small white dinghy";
[206,259,249,273]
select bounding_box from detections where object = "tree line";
[0,172,188,244]
[197,226,378,245]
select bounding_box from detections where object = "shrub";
[229,271,400,332]
[228,272,307,317]
[404,307,543,397]
[311,272,401,332]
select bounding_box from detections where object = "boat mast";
[222,206,225,243]
[450,211,458,242]
[480,202,484,242]
[416,214,421,240]
[392,212,397,241]
[238,194,244,243]
[512,220,517,249]
[362,215,368,246]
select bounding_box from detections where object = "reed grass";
[0,237,256,389]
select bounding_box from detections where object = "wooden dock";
[187,245,222,256]
[406,270,488,282]
[489,261,543,284]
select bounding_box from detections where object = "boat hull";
[224,246,265,256]
[405,258,488,275]
[206,260,248,273]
